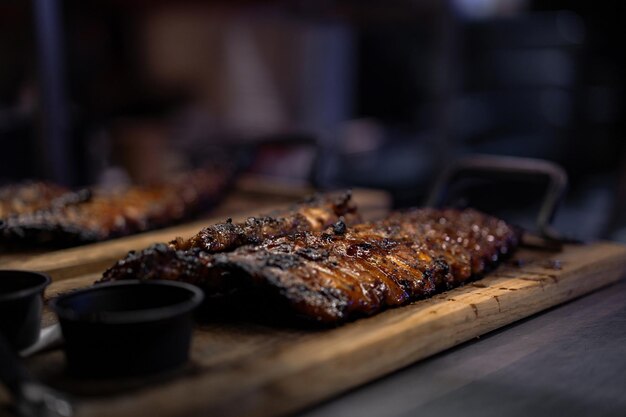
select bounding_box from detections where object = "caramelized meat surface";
[0,169,229,246]
[170,191,360,252]
[205,208,518,323]
[101,191,360,282]
[0,182,71,218]
[102,206,519,324]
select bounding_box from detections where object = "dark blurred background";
[0,0,625,240]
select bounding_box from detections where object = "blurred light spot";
[452,0,527,19]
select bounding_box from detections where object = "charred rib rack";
[0,182,71,219]
[102,206,519,324]
[170,191,360,253]
[0,169,230,246]
[101,191,360,282]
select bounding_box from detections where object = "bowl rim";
[49,280,204,324]
[0,270,51,302]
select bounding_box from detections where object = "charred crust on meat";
[166,193,358,255]
[320,233,334,243]
[263,253,302,270]
[378,238,397,250]
[346,242,373,257]
[433,258,450,275]
[296,247,329,261]
[333,219,347,235]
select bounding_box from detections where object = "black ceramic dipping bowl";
[0,270,51,351]
[50,280,204,378]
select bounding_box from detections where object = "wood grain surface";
[9,241,626,417]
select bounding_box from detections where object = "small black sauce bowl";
[49,280,204,378]
[0,270,51,351]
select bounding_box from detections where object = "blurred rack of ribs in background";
[0,167,233,249]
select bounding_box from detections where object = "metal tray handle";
[426,154,570,242]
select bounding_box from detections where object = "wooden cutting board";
[8,241,626,417]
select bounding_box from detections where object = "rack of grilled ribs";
[169,191,360,253]
[0,169,231,246]
[0,182,72,219]
[102,202,519,324]
[101,191,360,281]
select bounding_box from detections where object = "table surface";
[300,277,626,417]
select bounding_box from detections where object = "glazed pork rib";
[102,206,519,324]
[170,191,360,253]
[0,182,72,219]
[202,208,518,323]
[101,191,360,282]
[0,169,230,246]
